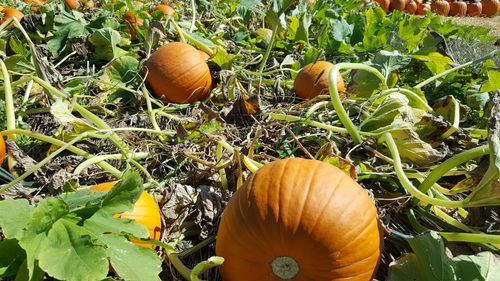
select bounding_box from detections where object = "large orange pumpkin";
[294,61,345,100]
[91,182,162,249]
[406,0,418,13]
[216,158,383,281]
[0,136,5,166]
[143,42,213,104]
[0,8,24,25]
[481,0,499,16]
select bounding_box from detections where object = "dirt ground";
[441,15,500,37]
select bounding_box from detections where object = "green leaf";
[412,52,452,75]
[84,170,149,238]
[0,239,25,277]
[372,50,411,78]
[18,198,70,279]
[47,10,89,56]
[88,28,127,61]
[480,70,500,93]
[37,220,108,281]
[388,231,500,281]
[14,259,44,281]
[0,199,34,239]
[397,15,430,52]
[100,55,140,90]
[211,47,242,70]
[102,235,161,281]
[361,6,389,51]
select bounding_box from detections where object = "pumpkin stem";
[271,256,300,279]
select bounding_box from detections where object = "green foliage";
[388,232,500,281]
[0,171,162,281]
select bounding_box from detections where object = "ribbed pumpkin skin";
[467,2,482,16]
[449,1,467,16]
[91,182,162,249]
[481,0,499,16]
[144,42,212,104]
[406,1,418,13]
[0,137,5,166]
[216,158,383,281]
[374,0,391,11]
[0,8,24,24]
[294,61,345,100]
[431,0,450,15]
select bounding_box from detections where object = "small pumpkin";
[84,0,94,8]
[0,136,6,166]
[481,0,499,17]
[91,182,162,249]
[448,0,467,16]
[151,4,175,17]
[406,0,418,13]
[216,158,383,281]
[143,42,213,104]
[123,11,149,41]
[416,1,432,14]
[390,0,408,11]
[294,61,345,100]
[0,8,24,24]
[65,0,81,10]
[467,1,482,16]
[23,0,45,13]
[373,0,391,11]
[431,0,450,15]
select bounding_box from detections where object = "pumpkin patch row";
[370,0,499,17]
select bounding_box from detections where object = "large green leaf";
[88,28,128,61]
[387,231,500,281]
[0,199,34,239]
[0,239,25,277]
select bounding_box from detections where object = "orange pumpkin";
[216,158,383,281]
[91,182,162,249]
[65,0,81,9]
[23,0,45,13]
[390,0,408,11]
[0,8,24,24]
[84,0,94,8]
[467,1,482,16]
[373,0,391,11]
[123,11,149,41]
[448,0,467,16]
[143,42,213,104]
[151,4,175,16]
[294,61,345,100]
[0,136,5,166]
[481,0,499,16]
[406,0,418,13]
[416,1,432,14]
[431,0,450,15]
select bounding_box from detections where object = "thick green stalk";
[74,153,149,175]
[440,232,500,244]
[379,133,465,208]
[216,142,228,190]
[418,145,490,193]
[141,86,168,142]
[329,63,387,144]
[257,24,279,73]
[171,20,214,56]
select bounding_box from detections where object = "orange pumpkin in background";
[390,0,408,11]
[481,0,500,17]
[448,0,467,16]
[406,0,418,13]
[467,1,482,16]
[0,136,6,166]
[151,4,175,16]
[294,61,345,100]
[143,42,213,104]
[91,182,162,249]
[0,8,24,24]
[65,0,81,10]
[216,158,383,281]
[374,0,391,11]
[431,0,451,15]
[416,1,432,14]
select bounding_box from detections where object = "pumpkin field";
[0,0,499,280]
